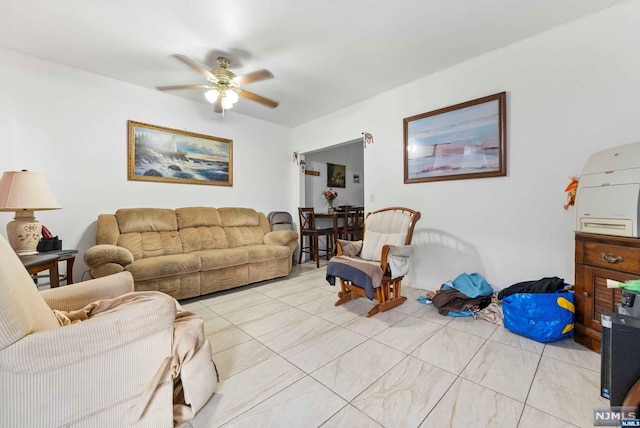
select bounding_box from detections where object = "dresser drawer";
[583,242,640,274]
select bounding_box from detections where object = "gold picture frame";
[127,120,233,186]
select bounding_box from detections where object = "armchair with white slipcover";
[0,234,217,427]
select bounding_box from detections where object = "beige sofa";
[85,207,298,300]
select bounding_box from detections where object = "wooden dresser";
[575,232,640,352]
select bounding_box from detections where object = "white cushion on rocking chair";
[360,210,413,261]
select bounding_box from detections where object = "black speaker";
[601,312,640,406]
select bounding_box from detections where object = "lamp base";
[6,210,41,255]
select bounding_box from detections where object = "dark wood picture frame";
[403,92,507,184]
[327,163,346,188]
[127,120,233,186]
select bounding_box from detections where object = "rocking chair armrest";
[388,245,414,257]
[381,245,390,272]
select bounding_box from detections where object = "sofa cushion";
[218,208,260,227]
[116,208,178,233]
[125,254,201,281]
[195,248,249,270]
[176,207,222,228]
[245,245,291,263]
[179,227,228,253]
[118,231,182,260]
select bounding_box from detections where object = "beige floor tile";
[202,315,229,336]
[322,405,382,428]
[297,293,340,315]
[236,306,309,338]
[527,357,608,428]
[190,355,305,428]
[372,315,441,353]
[222,299,290,325]
[184,304,219,320]
[204,292,274,315]
[257,315,336,354]
[278,286,334,306]
[311,340,406,401]
[489,326,546,354]
[282,326,367,373]
[187,267,608,428]
[352,356,456,427]
[213,339,275,380]
[316,298,375,325]
[222,376,346,427]
[461,340,541,402]
[420,378,523,427]
[256,280,315,299]
[412,304,453,326]
[206,323,253,354]
[543,338,601,372]
[518,405,579,428]
[343,309,407,337]
[411,325,486,374]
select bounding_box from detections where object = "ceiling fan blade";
[238,90,279,109]
[172,54,216,80]
[156,84,210,91]
[234,69,273,86]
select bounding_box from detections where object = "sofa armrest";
[41,272,135,311]
[264,230,298,247]
[84,244,134,277]
[0,293,176,373]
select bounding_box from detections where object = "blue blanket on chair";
[326,257,383,300]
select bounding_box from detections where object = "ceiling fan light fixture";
[225,89,239,104]
[221,97,234,110]
[204,89,219,103]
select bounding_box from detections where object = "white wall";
[0,47,293,280]
[303,142,364,210]
[292,2,640,290]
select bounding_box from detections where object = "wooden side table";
[19,250,79,288]
[20,253,61,288]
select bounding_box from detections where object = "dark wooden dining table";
[314,211,344,239]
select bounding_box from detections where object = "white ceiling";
[0,0,629,127]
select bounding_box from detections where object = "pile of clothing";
[426,273,500,323]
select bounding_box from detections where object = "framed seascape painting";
[403,92,506,184]
[327,163,346,188]
[127,120,233,186]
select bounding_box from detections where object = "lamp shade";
[0,171,61,255]
[0,171,62,211]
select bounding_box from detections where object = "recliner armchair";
[0,234,216,427]
[326,207,421,317]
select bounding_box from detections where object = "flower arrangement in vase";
[322,189,338,213]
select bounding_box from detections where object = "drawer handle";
[600,252,624,264]
[583,291,589,297]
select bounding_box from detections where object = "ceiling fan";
[156,54,279,113]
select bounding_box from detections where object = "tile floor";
[181,261,607,428]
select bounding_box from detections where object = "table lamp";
[0,170,62,255]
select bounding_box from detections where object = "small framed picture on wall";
[327,163,346,188]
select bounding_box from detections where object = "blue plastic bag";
[502,291,574,343]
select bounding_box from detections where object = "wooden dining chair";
[338,206,363,241]
[298,207,335,268]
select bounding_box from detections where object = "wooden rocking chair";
[327,207,421,317]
